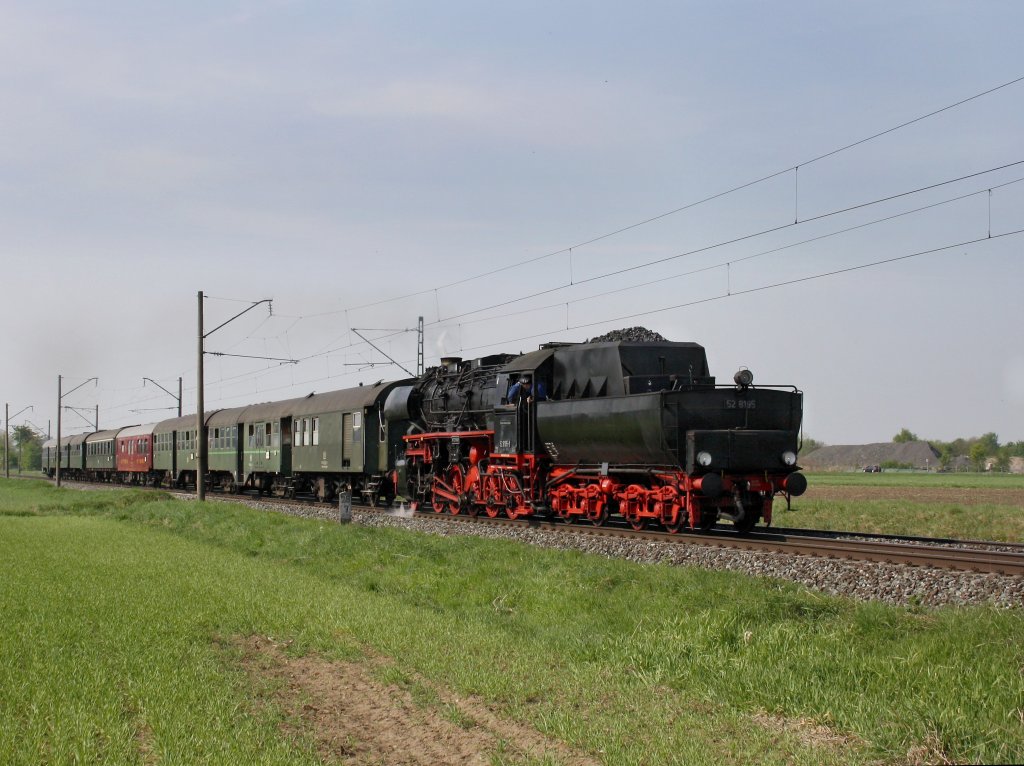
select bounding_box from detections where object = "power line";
[444,176,1024,328]
[431,160,1024,326]
[447,228,1024,354]
[299,74,1024,317]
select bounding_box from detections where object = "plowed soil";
[236,636,597,766]
[806,484,1024,508]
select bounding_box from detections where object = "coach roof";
[117,423,157,438]
[287,381,406,417]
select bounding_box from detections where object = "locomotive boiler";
[386,339,806,532]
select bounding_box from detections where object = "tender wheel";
[733,512,761,533]
[732,495,763,533]
[627,516,648,531]
[664,509,686,534]
[484,488,503,518]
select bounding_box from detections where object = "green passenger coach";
[287,381,411,503]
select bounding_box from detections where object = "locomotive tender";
[42,336,805,532]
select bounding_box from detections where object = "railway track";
[411,510,1024,576]
[37,476,1024,576]
[762,525,1024,554]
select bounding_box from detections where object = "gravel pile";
[588,326,668,343]
[210,494,1023,609]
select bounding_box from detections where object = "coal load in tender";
[587,326,668,343]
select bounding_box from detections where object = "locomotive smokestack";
[439,356,462,372]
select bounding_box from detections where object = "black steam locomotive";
[386,339,805,531]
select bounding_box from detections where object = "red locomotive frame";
[404,428,798,532]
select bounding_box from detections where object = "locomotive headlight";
[733,368,754,388]
[782,450,797,466]
[697,451,713,467]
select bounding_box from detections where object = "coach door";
[342,411,364,471]
[280,417,292,476]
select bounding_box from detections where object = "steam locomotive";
[385,339,805,531]
[42,337,805,532]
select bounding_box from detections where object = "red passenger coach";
[116,424,157,484]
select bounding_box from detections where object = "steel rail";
[761,525,1024,553]
[418,512,1024,576]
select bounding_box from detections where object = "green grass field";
[2,478,1023,764]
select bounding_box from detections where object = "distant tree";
[994,452,1010,473]
[8,426,42,472]
[892,428,918,443]
[938,444,954,471]
[799,436,825,455]
[977,432,1000,455]
[969,442,988,472]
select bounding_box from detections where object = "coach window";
[271,422,279,448]
[312,417,320,446]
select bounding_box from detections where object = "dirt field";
[238,636,597,766]
[804,484,1024,508]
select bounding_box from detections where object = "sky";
[2,0,1023,447]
